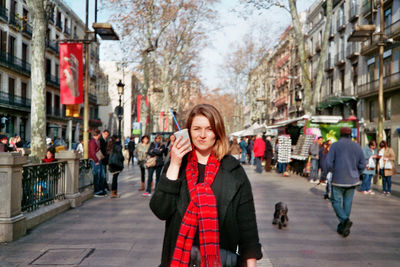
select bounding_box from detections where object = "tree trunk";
[26,0,47,161]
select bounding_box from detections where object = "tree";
[26,0,53,161]
[241,0,333,115]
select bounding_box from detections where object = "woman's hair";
[369,140,376,147]
[323,141,331,154]
[186,104,229,160]
[106,135,118,154]
[93,129,101,137]
[379,140,387,148]
[154,134,162,142]
[141,135,149,142]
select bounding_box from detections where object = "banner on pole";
[137,95,141,122]
[60,43,83,104]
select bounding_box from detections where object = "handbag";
[145,156,157,168]
[384,160,392,170]
[367,157,376,170]
[95,150,104,161]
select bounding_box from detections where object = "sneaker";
[386,192,391,196]
[342,219,353,238]
[360,191,368,194]
[383,191,387,195]
[94,192,106,197]
[367,190,375,195]
[142,192,151,197]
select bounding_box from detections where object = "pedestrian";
[135,135,150,191]
[88,129,106,197]
[377,140,396,196]
[143,134,165,197]
[247,136,254,165]
[253,134,265,173]
[319,141,332,199]
[107,135,124,198]
[42,147,56,163]
[228,137,241,160]
[309,136,323,183]
[150,103,262,267]
[326,127,365,237]
[0,135,13,152]
[360,140,377,195]
[76,139,84,155]
[239,137,248,164]
[264,136,273,172]
[127,136,136,166]
[166,134,176,159]
[99,130,110,193]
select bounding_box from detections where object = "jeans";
[277,162,287,173]
[241,151,247,163]
[310,158,319,181]
[360,174,373,191]
[146,165,163,193]
[380,169,392,193]
[250,151,255,165]
[255,157,262,173]
[90,161,102,194]
[330,186,355,224]
[139,162,146,183]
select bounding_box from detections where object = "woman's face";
[46,151,53,159]
[155,136,162,143]
[143,137,149,144]
[170,135,176,142]
[190,115,216,154]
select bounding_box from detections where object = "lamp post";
[117,80,125,138]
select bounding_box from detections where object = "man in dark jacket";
[99,130,110,193]
[264,136,273,172]
[128,137,135,166]
[326,127,365,237]
[88,129,105,196]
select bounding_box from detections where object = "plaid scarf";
[171,150,221,267]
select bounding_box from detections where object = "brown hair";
[186,104,229,160]
[379,140,387,148]
[93,129,101,137]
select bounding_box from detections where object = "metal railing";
[46,40,59,54]
[385,19,400,36]
[46,73,60,87]
[21,161,66,212]
[9,13,20,28]
[0,91,31,109]
[358,71,400,96]
[22,23,32,37]
[0,51,31,76]
[0,5,8,22]
[79,159,93,192]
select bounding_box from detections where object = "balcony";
[346,42,360,60]
[349,1,359,23]
[324,56,334,72]
[46,73,60,88]
[385,19,400,39]
[360,33,379,56]
[336,14,346,32]
[56,20,62,31]
[46,40,59,54]
[0,91,31,110]
[64,26,70,36]
[0,52,31,76]
[358,71,400,97]
[9,13,21,29]
[334,51,345,67]
[89,93,97,103]
[22,23,32,38]
[0,5,8,22]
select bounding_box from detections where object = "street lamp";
[117,80,125,138]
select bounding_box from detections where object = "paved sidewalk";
[0,164,399,266]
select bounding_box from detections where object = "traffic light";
[65,104,79,117]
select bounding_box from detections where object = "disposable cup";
[174,129,192,151]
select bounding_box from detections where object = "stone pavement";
[0,163,400,266]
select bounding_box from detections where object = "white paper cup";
[174,129,192,151]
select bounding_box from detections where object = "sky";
[64,0,311,90]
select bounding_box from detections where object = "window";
[8,35,15,56]
[352,64,358,94]
[0,29,6,54]
[21,82,27,102]
[385,97,391,120]
[54,95,60,116]
[46,59,51,74]
[369,100,375,122]
[368,62,374,82]
[8,77,14,103]
[384,56,391,77]
[46,92,52,115]
[55,64,59,79]
[394,50,399,74]
[384,8,392,35]
[340,69,345,93]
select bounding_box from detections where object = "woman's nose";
[200,129,206,137]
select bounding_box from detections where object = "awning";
[229,122,262,137]
[317,96,357,110]
[266,115,310,129]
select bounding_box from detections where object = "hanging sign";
[60,43,83,104]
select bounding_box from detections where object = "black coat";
[128,140,136,153]
[264,139,273,159]
[108,143,124,173]
[99,136,108,165]
[147,142,166,167]
[150,155,262,267]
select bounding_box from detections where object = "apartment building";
[0,0,104,142]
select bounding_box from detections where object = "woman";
[135,135,150,191]
[377,140,396,196]
[143,134,166,196]
[166,134,176,159]
[150,104,262,267]
[42,147,56,163]
[107,135,124,198]
[319,141,331,199]
[360,140,377,195]
[228,137,241,160]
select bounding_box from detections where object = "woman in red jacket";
[253,134,265,173]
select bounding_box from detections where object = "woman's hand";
[166,136,191,181]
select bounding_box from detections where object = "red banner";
[137,95,141,122]
[146,95,149,107]
[159,111,164,131]
[60,43,83,104]
[164,115,168,131]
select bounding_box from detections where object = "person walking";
[264,136,273,172]
[127,137,136,166]
[88,129,106,197]
[326,127,365,237]
[239,137,248,164]
[107,135,124,198]
[360,140,377,195]
[309,136,323,183]
[319,141,332,199]
[247,136,255,165]
[150,104,262,267]
[143,135,166,197]
[253,134,265,173]
[377,140,396,196]
[228,137,241,160]
[135,135,150,191]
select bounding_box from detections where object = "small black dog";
[272,202,289,229]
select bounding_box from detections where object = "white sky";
[65,0,311,89]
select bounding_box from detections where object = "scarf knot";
[171,151,221,267]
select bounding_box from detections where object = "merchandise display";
[277,135,291,163]
[291,134,314,160]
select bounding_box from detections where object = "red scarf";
[170,150,221,267]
